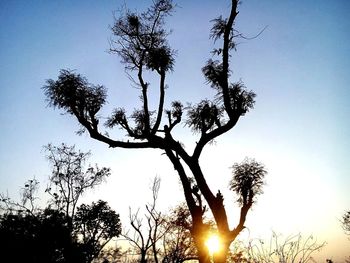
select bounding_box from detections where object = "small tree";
[74,200,122,263]
[161,203,198,263]
[44,143,111,228]
[123,177,168,263]
[341,210,350,263]
[43,1,265,262]
[342,210,350,237]
[122,182,198,263]
[228,158,266,248]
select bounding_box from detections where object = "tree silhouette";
[43,1,265,262]
[161,203,198,263]
[38,208,82,263]
[0,178,40,215]
[44,143,111,229]
[0,144,119,263]
[123,177,168,263]
[0,208,78,263]
[0,192,120,263]
[74,200,122,263]
[228,158,266,252]
[342,210,350,237]
[122,180,198,263]
[341,210,350,263]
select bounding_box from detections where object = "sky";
[1,0,349,261]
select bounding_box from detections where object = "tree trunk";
[213,241,230,263]
[194,240,211,263]
[140,250,147,263]
[191,221,211,263]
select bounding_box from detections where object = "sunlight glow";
[205,234,221,255]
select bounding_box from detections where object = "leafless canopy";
[44,143,110,223]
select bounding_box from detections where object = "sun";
[205,234,221,255]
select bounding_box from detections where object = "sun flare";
[205,234,221,255]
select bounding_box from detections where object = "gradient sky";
[1,0,349,260]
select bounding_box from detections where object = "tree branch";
[221,0,239,117]
[152,71,166,134]
[192,114,240,159]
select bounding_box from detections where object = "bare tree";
[0,178,40,215]
[43,1,265,262]
[44,143,111,228]
[245,232,325,263]
[122,180,199,263]
[123,177,168,263]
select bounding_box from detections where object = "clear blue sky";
[1,0,349,260]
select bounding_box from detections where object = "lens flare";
[205,234,221,255]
